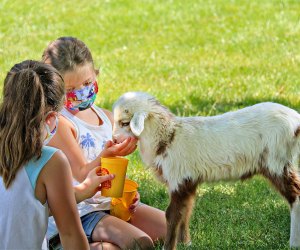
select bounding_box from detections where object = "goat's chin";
[114,134,131,144]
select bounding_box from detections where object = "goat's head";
[112,92,156,143]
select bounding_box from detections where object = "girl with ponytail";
[0,60,113,249]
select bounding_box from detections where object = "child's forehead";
[63,63,96,87]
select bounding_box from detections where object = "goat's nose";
[112,136,117,143]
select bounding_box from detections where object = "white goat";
[112,92,300,250]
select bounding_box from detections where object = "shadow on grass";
[135,174,291,250]
[189,177,291,250]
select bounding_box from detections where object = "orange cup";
[99,157,129,198]
[110,179,139,221]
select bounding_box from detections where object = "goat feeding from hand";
[112,92,300,250]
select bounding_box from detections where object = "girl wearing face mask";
[42,37,166,250]
[0,60,115,249]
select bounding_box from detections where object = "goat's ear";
[130,111,148,137]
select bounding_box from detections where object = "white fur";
[112,91,300,248]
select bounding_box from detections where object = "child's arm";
[40,151,89,250]
[48,114,137,182]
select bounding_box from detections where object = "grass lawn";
[1,0,300,249]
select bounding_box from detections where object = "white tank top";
[0,146,58,250]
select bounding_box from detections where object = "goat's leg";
[164,196,182,250]
[178,187,197,245]
[261,164,300,247]
[164,179,199,250]
[290,197,300,247]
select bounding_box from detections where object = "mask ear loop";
[43,114,58,145]
[45,124,51,140]
[50,115,59,134]
[44,113,59,139]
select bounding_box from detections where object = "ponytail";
[0,60,64,188]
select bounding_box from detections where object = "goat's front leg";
[178,185,197,245]
[164,179,199,250]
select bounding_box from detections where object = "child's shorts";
[81,210,110,243]
[49,210,110,249]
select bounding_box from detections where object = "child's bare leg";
[130,204,167,242]
[92,214,154,249]
[90,242,120,250]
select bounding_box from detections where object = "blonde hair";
[0,60,65,188]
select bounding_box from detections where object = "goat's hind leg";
[288,169,300,248]
[262,164,300,247]
[290,196,300,248]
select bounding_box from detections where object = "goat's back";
[154,102,300,190]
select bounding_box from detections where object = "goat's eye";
[121,122,130,127]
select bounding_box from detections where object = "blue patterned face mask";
[65,81,98,112]
[43,115,58,145]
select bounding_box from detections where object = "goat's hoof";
[290,238,300,249]
[162,245,176,250]
[290,243,300,249]
[290,245,300,249]
[185,240,192,246]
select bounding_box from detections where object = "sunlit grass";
[1,0,299,249]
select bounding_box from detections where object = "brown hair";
[42,36,98,75]
[0,60,65,188]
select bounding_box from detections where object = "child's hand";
[101,137,137,157]
[129,192,140,213]
[81,167,115,199]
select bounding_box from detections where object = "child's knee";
[128,235,154,250]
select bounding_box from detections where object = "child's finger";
[114,137,132,152]
[118,139,137,155]
[99,174,114,183]
[103,140,114,149]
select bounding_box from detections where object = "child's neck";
[69,107,103,126]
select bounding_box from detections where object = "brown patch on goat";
[258,147,269,168]
[153,164,168,184]
[240,171,255,181]
[156,129,176,156]
[256,146,300,205]
[157,141,168,155]
[260,164,300,205]
[295,126,300,137]
[154,164,163,177]
[165,178,200,249]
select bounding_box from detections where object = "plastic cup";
[99,157,129,198]
[110,179,139,221]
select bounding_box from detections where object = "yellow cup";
[99,157,129,198]
[110,179,139,221]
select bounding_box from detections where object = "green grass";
[1,0,300,249]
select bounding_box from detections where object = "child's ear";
[95,68,100,76]
[130,112,148,137]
